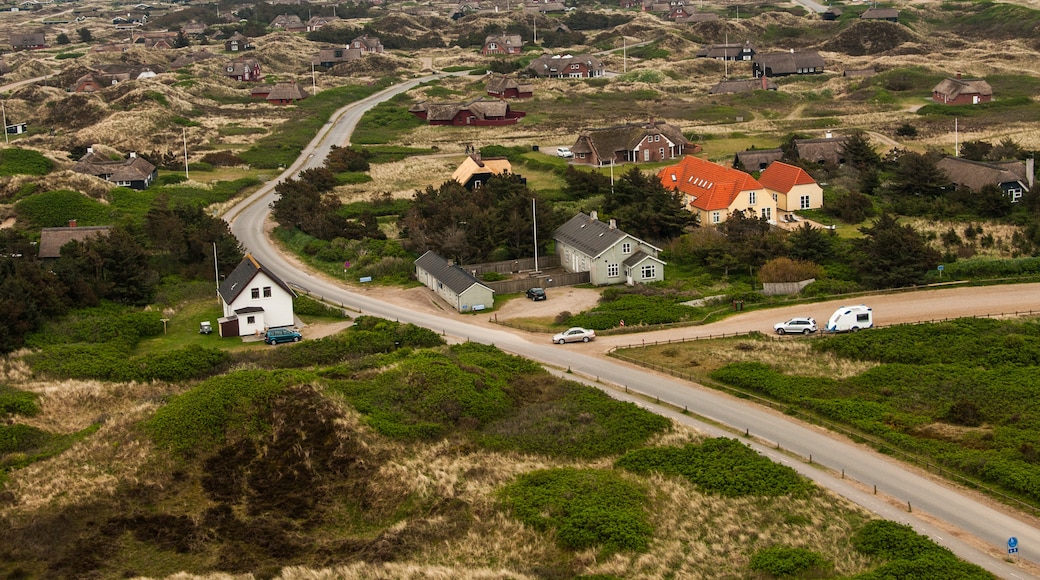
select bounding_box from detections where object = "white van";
[825,305,873,333]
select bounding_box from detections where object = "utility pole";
[532,198,539,272]
[1,101,8,145]
[182,127,189,179]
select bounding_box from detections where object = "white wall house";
[217,254,297,337]
[414,251,495,313]
[553,212,665,285]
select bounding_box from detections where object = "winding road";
[224,79,1040,578]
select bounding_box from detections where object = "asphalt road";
[225,81,1040,579]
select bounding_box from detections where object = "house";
[182,21,206,36]
[733,149,783,171]
[860,7,899,22]
[527,54,605,78]
[414,251,494,313]
[270,14,306,32]
[408,99,526,126]
[134,31,177,49]
[71,148,158,189]
[251,84,273,99]
[524,0,565,13]
[758,161,824,216]
[313,46,362,67]
[932,75,993,105]
[350,35,383,53]
[10,32,46,50]
[306,16,334,32]
[226,57,262,82]
[486,74,533,98]
[224,33,253,52]
[658,156,775,225]
[553,211,666,285]
[752,50,824,77]
[795,133,850,165]
[451,153,518,190]
[6,122,27,135]
[171,50,218,69]
[843,67,876,78]
[695,42,755,61]
[821,7,842,20]
[708,78,777,94]
[937,156,1034,203]
[266,81,308,104]
[569,120,698,166]
[38,224,112,259]
[482,34,524,56]
[217,254,297,337]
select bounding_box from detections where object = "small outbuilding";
[414,251,495,313]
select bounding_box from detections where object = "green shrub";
[157,174,188,186]
[147,369,300,455]
[499,468,653,553]
[334,171,372,185]
[0,386,40,418]
[748,545,831,577]
[186,162,213,171]
[0,148,54,176]
[615,438,814,497]
[294,295,349,318]
[348,100,425,145]
[115,346,230,382]
[14,190,110,228]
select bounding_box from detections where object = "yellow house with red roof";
[658,156,775,225]
[757,161,823,216]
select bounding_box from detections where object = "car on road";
[552,327,596,344]
[265,327,302,344]
[773,317,817,335]
[526,287,547,301]
[557,147,573,158]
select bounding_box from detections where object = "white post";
[610,158,614,193]
[623,37,627,73]
[532,199,540,272]
[213,242,220,306]
[954,118,959,157]
[1,101,7,145]
[183,127,189,179]
[311,62,317,94]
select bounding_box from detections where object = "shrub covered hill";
[0,317,993,578]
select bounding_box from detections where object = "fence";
[463,255,560,276]
[605,309,1040,516]
[484,271,589,295]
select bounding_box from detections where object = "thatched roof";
[709,78,777,94]
[572,121,689,157]
[38,226,112,258]
[754,51,825,75]
[932,77,992,99]
[734,149,783,171]
[266,81,308,101]
[936,157,1028,192]
[794,136,850,165]
[72,150,156,181]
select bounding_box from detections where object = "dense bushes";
[499,468,653,553]
[851,521,994,579]
[566,292,699,330]
[615,438,814,497]
[749,545,831,577]
[27,343,230,382]
[0,385,39,417]
[0,148,54,176]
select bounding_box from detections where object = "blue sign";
[1008,536,1018,554]
[937,264,944,272]
[359,276,372,283]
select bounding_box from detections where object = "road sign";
[937,264,944,272]
[1008,536,1018,554]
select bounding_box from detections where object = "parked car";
[265,327,302,344]
[557,146,573,158]
[774,317,817,335]
[526,287,547,301]
[552,327,595,344]
[199,321,213,335]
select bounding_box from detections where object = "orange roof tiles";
[757,161,816,193]
[658,156,763,211]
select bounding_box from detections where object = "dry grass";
[905,217,1024,259]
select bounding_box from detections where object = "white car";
[774,317,817,335]
[552,327,596,344]
[557,147,574,158]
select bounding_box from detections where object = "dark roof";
[622,250,665,268]
[486,73,532,95]
[794,136,850,164]
[218,254,296,304]
[72,151,156,182]
[734,148,784,170]
[753,50,825,74]
[527,54,604,77]
[572,120,690,158]
[937,156,1027,191]
[553,212,659,259]
[709,78,777,94]
[266,81,308,101]
[695,42,753,59]
[414,251,491,295]
[38,226,112,258]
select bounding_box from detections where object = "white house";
[217,254,297,337]
[414,251,494,313]
[553,212,665,285]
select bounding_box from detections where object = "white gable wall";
[222,271,296,333]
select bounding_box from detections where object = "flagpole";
[532,198,539,272]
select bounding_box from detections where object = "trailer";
[825,305,873,333]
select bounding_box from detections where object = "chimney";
[825,130,833,139]
[609,218,617,229]
[590,210,598,221]
[789,48,794,54]
[68,219,77,228]
[761,74,767,90]
[1027,157,1035,189]
[956,73,962,79]
[129,151,137,158]
[86,146,93,154]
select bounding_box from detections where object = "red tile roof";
[757,161,816,193]
[658,156,762,211]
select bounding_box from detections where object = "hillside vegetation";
[0,315,993,578]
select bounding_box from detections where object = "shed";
[414,251,495,313]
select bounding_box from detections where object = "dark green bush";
[293,295,349,318]
[615,438,814,497]
[14,190,110,228]
[0,386,40,418]
[748,545,831,577]
[0,148,54,176]
[499,468,653,553]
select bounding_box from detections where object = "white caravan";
[825,305,873,333]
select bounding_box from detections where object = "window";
[607,263,619,277]
[622,242,631,254]
[761,207,771,221]
[749,191,756,205]
[640,264,656,279]
[263,286,272,298]
[773,193,778,202]
[654,135,660,142]
[711,211,721,224]
[246,315,255,324]
[644,149,650,162]
[488,42,497,50]
[659,147,665,158]
[571,63,580,70]
[473,180,482,188]
[251,288,260,299]
[580,258,587,270]
[800,195,811,210]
